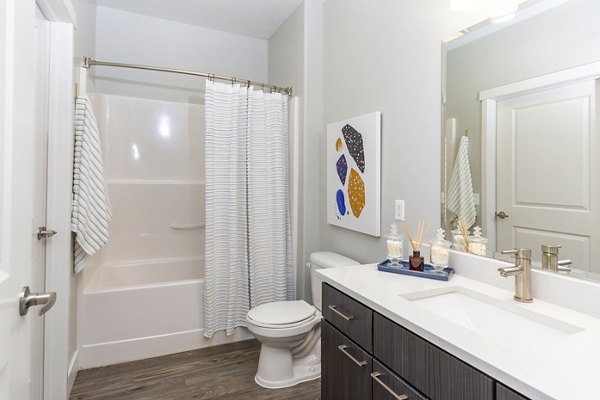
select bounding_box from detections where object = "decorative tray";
[377,259,454,281]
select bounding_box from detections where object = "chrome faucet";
[498,249,533,303]
[541,245,572,273]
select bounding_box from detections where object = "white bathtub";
[77,257,253,369]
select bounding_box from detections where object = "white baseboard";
[67,350,79,395]
[78,328,254,369]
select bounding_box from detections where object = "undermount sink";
[400,287,583,346]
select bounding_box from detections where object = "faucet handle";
[501,248,531,259]
[557,259,572,273]
[542,244,562,255]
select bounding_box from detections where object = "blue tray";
[377,259,454,281]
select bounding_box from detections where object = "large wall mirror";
[442,0,600,282]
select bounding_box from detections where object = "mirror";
[442,0,600,282]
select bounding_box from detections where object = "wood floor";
[69,339,321,400]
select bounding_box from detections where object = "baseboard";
[78,328,254,369]
[67,349,79,395]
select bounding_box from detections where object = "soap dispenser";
[386,223,404,266]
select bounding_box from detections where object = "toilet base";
[255,362,320,389]
[254,338,321,389]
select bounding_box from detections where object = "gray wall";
[318,0,482,264]
[269,0,325,302]
[445,0,600,229]
[269,2,307,300]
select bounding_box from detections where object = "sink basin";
[400,287,583,346]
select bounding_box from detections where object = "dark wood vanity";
[321,283,529,400]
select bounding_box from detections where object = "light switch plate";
[395,200,405,220]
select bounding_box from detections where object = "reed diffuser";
[455,219,470,253]
[400,220,431,271]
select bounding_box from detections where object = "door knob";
[19,286,57,316]
[495,211,509,219]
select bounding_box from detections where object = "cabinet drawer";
[322,321,373,400]
[372,359,427,400]
[374,313,494,400]
[497,383,529,400]
[323,283,373,352]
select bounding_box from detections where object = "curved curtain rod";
[83,57,293,96]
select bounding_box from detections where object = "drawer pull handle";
[371,372,409,400]
[337,344,367,367]
[328,304,354,321]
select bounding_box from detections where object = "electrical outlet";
[395,200,405,220]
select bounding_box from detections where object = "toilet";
[246,251,359,389]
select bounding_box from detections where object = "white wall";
[318,0,495,264]
[72,0,95,62]
[70,1,96,387]
[94,6,269,103]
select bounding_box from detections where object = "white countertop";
[317,263,600,400]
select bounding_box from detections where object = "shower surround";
[77,93,252,369]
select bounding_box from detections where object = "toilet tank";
[309,251,359,311]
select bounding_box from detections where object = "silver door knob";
[495,211,509,219]
[19,286,57,316]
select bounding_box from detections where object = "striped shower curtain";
[204,81,292,338]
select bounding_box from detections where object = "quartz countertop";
[316,263,600,400]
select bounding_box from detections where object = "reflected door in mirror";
[496,80,599,271]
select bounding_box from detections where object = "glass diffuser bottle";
[401,220,430,272]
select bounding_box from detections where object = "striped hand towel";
[72,97,112,274]
[446,135,476,228]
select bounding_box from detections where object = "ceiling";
[94,0,304,39]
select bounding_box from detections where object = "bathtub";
[77,257,253,369]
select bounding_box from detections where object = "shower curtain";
[204,81,292,338]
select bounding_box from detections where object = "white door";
[0,1,50,399]
[496,80,599,272]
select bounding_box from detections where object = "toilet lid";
[247,300,316,326]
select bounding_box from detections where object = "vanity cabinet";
[374,313,493,400]
[321,283,530,400]
[497,383,530,400]
[322,321,372,400]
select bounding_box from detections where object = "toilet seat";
[247,300,317,329]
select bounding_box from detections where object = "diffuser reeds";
[456,218,470,251]
[400,220,431,252]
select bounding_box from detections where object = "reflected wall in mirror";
[442,0,600,282]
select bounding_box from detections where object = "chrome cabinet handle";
[328,304,354,321]
[371,372,409,400]
[337,344,367,367]
[19,286,57,316]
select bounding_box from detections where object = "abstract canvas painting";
[327,112,381,237]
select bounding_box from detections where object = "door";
[0,1,49,399]
[496,80,599,271]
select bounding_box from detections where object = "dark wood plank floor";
[69,339,321,400]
